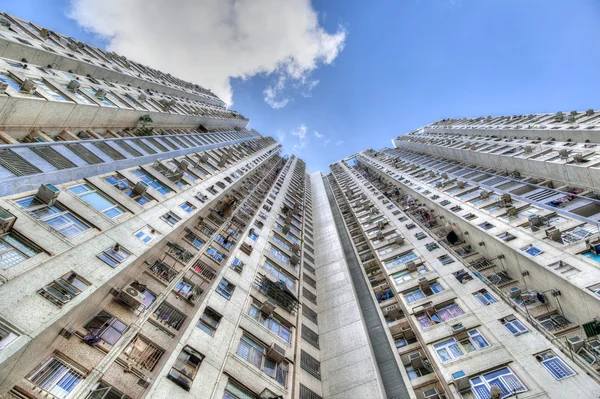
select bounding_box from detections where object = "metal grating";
[169,136,187,148]
[301,324,320,348]
[145,138,168,152]
[134,139,157,155]
[30,146,76,170]
[66,143,104,164]
[299,384,322,399]
[160,137,178,150]
[116,141,143,157]
[0,149,42,176]
[92,142,126,160]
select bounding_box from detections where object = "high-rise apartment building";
[0,10,599,399]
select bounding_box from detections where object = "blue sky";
[3,0,600,172]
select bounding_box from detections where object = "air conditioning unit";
[198,154,209,163]
[138,93,147,102]
[20,79,37,94]
[559,149,569,159]
[452,370,470,390]
[0,208,16,234]
[95,88,107,99]
[506,206,518,216]
[573,154,585,163]
[291,243,300,253]
[480,191,490,199]
[218,155,228,167]
[457,181,466,188]
[120,284,146,309]
[523,146,533,153]
[409,352,424,369]
[0,81,8,95]
[290,254,300,266]
[138,376,152,389]
[266,343,285,363]
[178,160,189,171]
[508,286,521,298]
[545,227,562,243]
[567,336,584,352]
[259,299,277,315]
[377,220,388,229]
[66,80,80,92]
[435,182,443,188]
[418,277,430,289]
[452,323,465,334]
[35,184,60,204]
[441,173,448,179]
[406,261,417,272]
[133,181,148,195]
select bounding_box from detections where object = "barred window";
[122,335,164,371]
[300,350,321,379]
[303,287,317,305]
[302,324,319,348]
[153,302,186,330]
[299,384,322,399]
[303,262,316,275]
[303,305,318,325]
[303,273,317,289]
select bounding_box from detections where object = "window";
[154,302,186,330]
[223,381,255,399]
[263,260,296,290]
[198,308,222,336]
[588,282,600,297]
[0,322,19,351]
[392,264,428,284]
[122,335,164,371]
[473,289,496,306]
[104,174,154,205]
[248,229,259,241]
[161,211,181,226]
[17,196,91,238]
[478,222,495,231]
[303,287,317,305]
[433,329,489,362]
[86,382,130,399]
[248,303,292,343]
[272,234,290,251]
[68,184,125,218]
[207,247,226,263]
[135,226,158,243]
[84,310,127,345]
[180,201,196,213]
[536,350,575,380]
[303,306,318,325]
[39,272,90,306]
[131,169,172,195]
[0,232,39,270]
[97,245,131,268]
[299,384,322,399]
[174,278,203,301]
[536,313,572,332]
[216,278,235,300]
[300,350,321,380]
[236,335,288,386]
[403,282,443,303]
[302,324,319,348]
[28,356,85,399]
[416,302,464,328]
[167,346,204,391]
[268,246,290,265]
[466,367,527,399]
[500,315,529,336]
[385,251,417,269]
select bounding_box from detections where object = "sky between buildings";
[3,0,600,172]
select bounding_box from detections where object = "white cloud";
[68,0,347,107]
[276,130,286,143]
[335,140,344,146]
[313,131,324,139]
[291,124,307,140]
[323,139,331,147]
